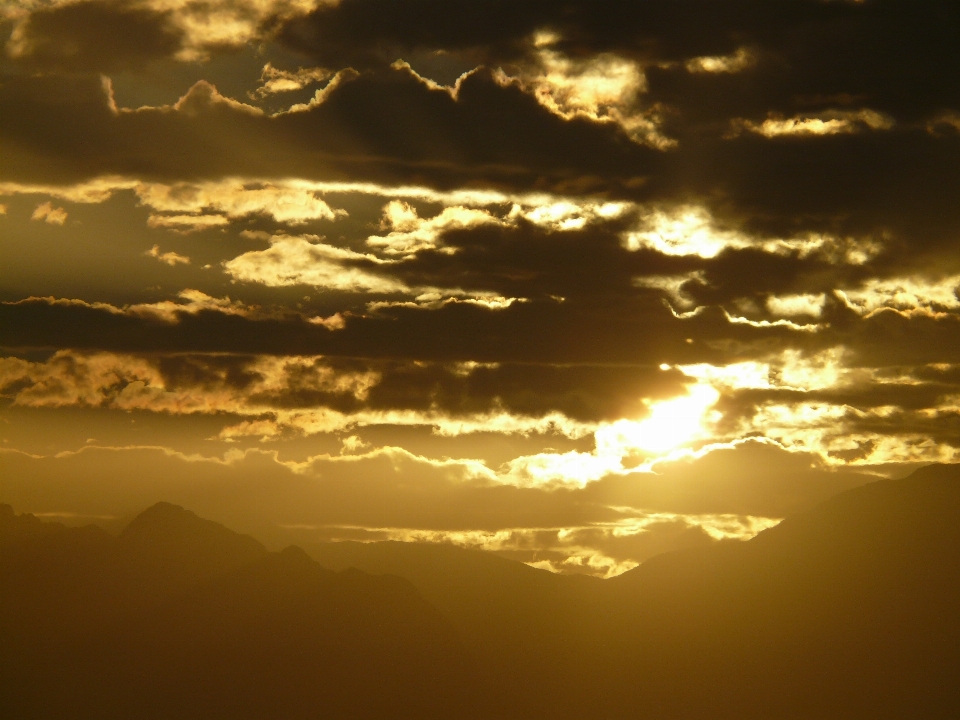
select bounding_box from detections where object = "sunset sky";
[2,0,959,577]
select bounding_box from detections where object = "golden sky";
[3,0,960,576]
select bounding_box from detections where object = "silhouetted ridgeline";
[0,503,476,720]
[2,464,959,719]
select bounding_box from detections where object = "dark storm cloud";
[5,0,182,72]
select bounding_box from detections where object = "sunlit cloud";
[307,312,346,330]
[759,234,884,265]
[1,442,790,577]
[0,351,380,415]
[142,79,265,117]
[500,383,723,489]
[676,361,775,391]
[623,206,883,262]
[837,275,960,316]
[223,232,524,308]
[723,311,824,332]
[498,33,673,148]
[927,110,960,135]
[730,108,894,137]
[252,62,332,98]
[366,291,524,312]
[0,176,624,239]
[678,348,849,393]
[685,47,756,74]
[145,244,190,266]
[223,234,408,293]
[766,293,827,318]
[633,271,707,310]
[0,350,598,443]
[137,178,346,226]
[4,0,331,62]
[4,291,257,324]
[147,214,230,232]
[738,404,960,467]
[0,176,139,204]
[623,207,751,258]
[368,201,499,255]
[30,201,67,225]
[220,407,597,443]
[294,510,781,578]
[508,199,628,231]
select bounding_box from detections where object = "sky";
[2,0,959,577]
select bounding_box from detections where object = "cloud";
[729,109,894,138]
[496,38,673,149]
[685,47,756,74]
[223,234,408,293]
[0,348,682,433]
[766,293,827,318]
[5,0,328,68]
[146,244,190,266]
[0,439,874,575]
[3,291,257,324]
[252,62,333,98]
[0,66,658,191]
[622,206,884,262]
[0,350,380,416]
[136,177,345,225]
[837,275,960,316]
[221,231,528,311]
[5,0,183,71]
[368,201,499,256]
[30,201,67,224]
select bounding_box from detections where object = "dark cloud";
[271,0,960,259]
[278,0,960,120]
[152,353,691,422]
[0,66,655,189]
[5,0,182,72]
[0,292,820,364]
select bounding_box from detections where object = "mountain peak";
[125,501,197,527]
[116,502,266,584]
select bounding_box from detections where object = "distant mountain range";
[3,464,959,719]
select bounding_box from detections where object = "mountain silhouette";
[2,464,959,719]
[0,502,478,720]
[594,462,960,719]
[307,464,960,718]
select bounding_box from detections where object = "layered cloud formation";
[3,0,959,574]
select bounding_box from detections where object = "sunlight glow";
[596,383,721,455]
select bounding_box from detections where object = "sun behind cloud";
[596,383,721,457]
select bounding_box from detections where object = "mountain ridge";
[2,463,959,719]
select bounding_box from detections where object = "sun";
[596,383,721,457]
